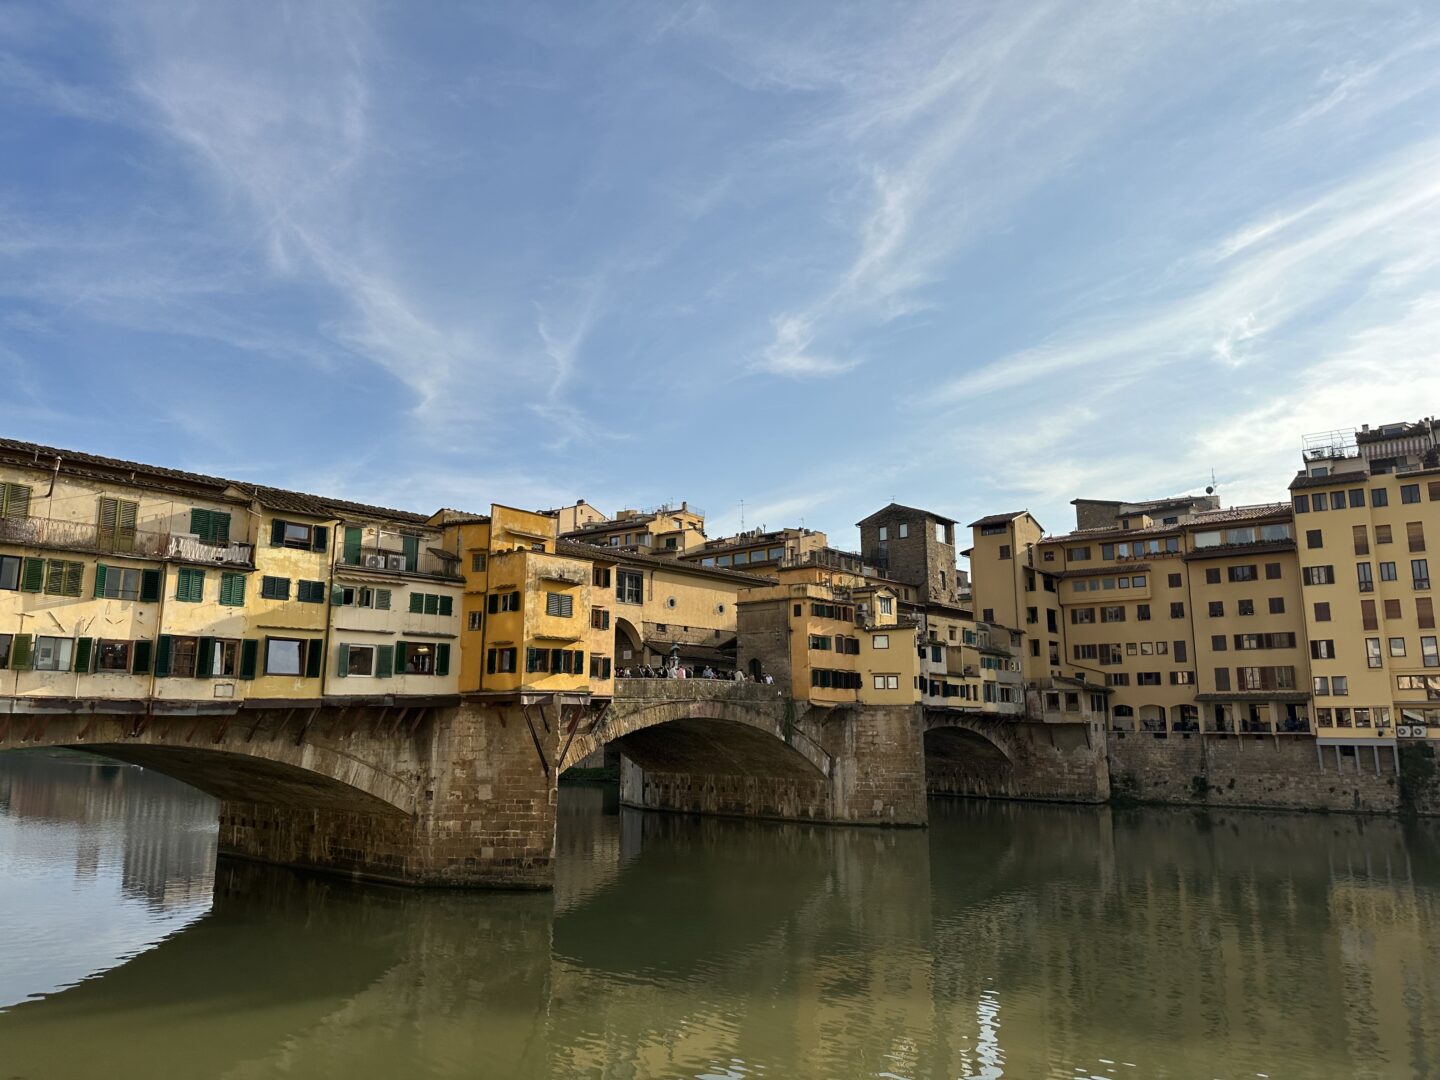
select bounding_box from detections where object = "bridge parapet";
[612,679,784,706]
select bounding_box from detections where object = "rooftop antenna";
[739,499,745,531]
[1206,469,1217,502]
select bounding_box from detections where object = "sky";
[4,1,1440,557]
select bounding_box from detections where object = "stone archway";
[614,616,643,671]
[923,725,1015,798]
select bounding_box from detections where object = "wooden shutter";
[1353,526,1369,555]
[73,637,93,673]
[336,643,350,678]
[131,640,153,675]
[10,633,33,670]
[154,635,173,678]
[376,644,395,679]
[402,534,419,571]
[343,526,363,564]
[1408,521,1426,552]
[1,483,31,519]
[410,592,424,614]
[221,572,244,606]
[304,639,323,679]
[311,525,328,553]
[140,569,162,602]
[1429,480,1440,501]
[20,557,44,592]
[551,648,563,673]
[486,649,496,674]
[116,500,137,551]
[438,596,453,617]
[271,518,286,546]
[1385,598,1403,619]
[436,643,450,677]
[195,637,215,678]
[93,563,108,598]
[332,585,346,606]
[376,589,391,611]
[395,642,409,672]
[64,561,82,597]
[1419,598,1436,630]
[1361,600,1378,631]
[97,496,117,548]
[424,594,439,615]
[239,639,258,679]
[190,508,209,540]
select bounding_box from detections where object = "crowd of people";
[617,663,774,684]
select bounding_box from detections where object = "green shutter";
[304,639,323,679]
[376,644,394,679]
[194,637,215,678]
[20,557,44,593]
[423,593,439,615]
[11,634,33,670]
[214,512,231,544]
[73,637,93,674]
[153,635,173,678]
[438,595,453,617]
[239,639,258,680]
[343,526,362,564]
[409,592,424,614]
[376,589,391,610]
[177,568,204,602]
[402,534,419,571]
[132,640,153,675]
[140,569,162,603]
[190,508,210,540]
[551,648,563,673]
[486,649,496,674]
[336,642,349,677]
[436,643,450,677]
[311,525,329,553]
[333,585,347,605]
[270,518,286,546]
[219,572,245,607]
[1,482,31,520]
[394,642,408,673]
[93,563,108,598]
[574,650,584,674]
[63,561,82,597]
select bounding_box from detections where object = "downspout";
[317,516,341,704]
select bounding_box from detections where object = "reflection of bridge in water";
[1,680,1106,888]
[2,791,1438,1080]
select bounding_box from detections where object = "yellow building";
[679,526,829,573]
[560,502,706,554]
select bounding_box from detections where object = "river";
[1,750,1438,1079]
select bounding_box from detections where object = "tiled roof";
[967,511,1028,529]
[1043,503,1289,544]
[1186,502,1291,525]
[857,502,958,527]
[556,539,776,585]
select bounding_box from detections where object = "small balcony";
[0,515,254,566]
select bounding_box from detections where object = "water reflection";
[1,751,1439,1080]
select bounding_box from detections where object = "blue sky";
[4,1,1440,553]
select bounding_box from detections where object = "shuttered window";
[1361,600,1378,631]
[1419,598,1436,630]
[408,591,454,615]
[189,509,232,543]
[1353,525,1369,555]
[260,576,291,600]
[1385,598,1403,620]
[44,560,83,597]
[0,482,30,520]
[545,592,574,617]
[297,580,326,603]
[1408,521,1427,552]
[175,567,205,603]
[219,572,246,607]
[97,497,139,552]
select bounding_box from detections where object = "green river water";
[1,751,1438,1080]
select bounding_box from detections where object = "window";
[33,636,75,672]
[1228,565,1257,582]
[219,572,246,607]
[617,570,644,604]
[1305,530,1323,549]
[1138,672,1161,686]
[1067,547,1091,562]
[1424,637,1440,668]
[1314,602,1332,621]
[1401,484,1421,504]
[1208,601,1224,617]
[96,496,138,551]
[1357,562,1374,592]
[469,611,484,631]
[1367,638,1383,669]
[0,554,18,591]
[900,523,910,539]
[878,526,888,541]
[591,566,610,588]
[1349,489,1366,508]
[1310,496,1326,514]
[1265,562,1282,580]
[1171,671,1194,685]
[271,518,327,551]
[43,559,83,597]
[545,592,574,617]
[1269,597,1285,614]
[1294,495,1309,513]
[487,647,517,673]
[1381,561,1398,581]
[1212,634,1228,651]
[1205,568,1221,585]
[1328,492,1345,510]
[261,576,291,600]
[1408,522,1427,553]
[1390,637,1406,657]
[1385,598,1403,620]
[1414,559,1431,589]
[297,580,326,604]
[1302,565,1334,585]
[1311,640,1336,659]
[589,656,613,680]
[1362,599,1378,631]
[1420,597,1436,629]
[1170,602,1185,618]
[1332,676,1349,696]
[808,635,832,651]
[1238,599,1254,616]
[873,634,890,649]
[1376,524,1393,544]
[1214,668,1231,691]
[1431,481,1440,502]
[1313,676,1330,696]
[1101,606,1125,623]
[176,567,205,603]
[209,639,240,677]
[879,597,893,615]
[344,644,376,676]
[190,508,232,544]
[1373,488,1389,508]
[401,642,440,675]
[96,640,132,672]
[1137,604,1151,621]
[999,544,1011,560]
[1167,573,1182,588]
[487,591,521,614]
[472,553,488,573]
[95,564,142,601]
[1071,608,1096,624]
[265,638,305,676]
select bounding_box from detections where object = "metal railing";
[0,515,253,566]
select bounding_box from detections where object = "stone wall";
[820,704,928,824]
[1108,731,1401,813]
[924,717,1110,804]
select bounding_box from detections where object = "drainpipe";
[317,517,341,704]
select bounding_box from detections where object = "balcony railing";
[0,516,253,566]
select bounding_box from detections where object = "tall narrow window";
[1352,525,1369,555]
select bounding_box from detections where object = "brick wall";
[1108,731,1401,813]
[924,717,1110,804]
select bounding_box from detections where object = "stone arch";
[1138,704,1167,732]
[1112,704,1136,731]
[614,616,643,669]
[921,718,1016,798]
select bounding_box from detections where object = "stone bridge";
[0,684,1105,888]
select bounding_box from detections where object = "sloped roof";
[857,502,958,527]
[967,511,1028,529]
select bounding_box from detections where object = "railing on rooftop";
[1301,428,1358,462]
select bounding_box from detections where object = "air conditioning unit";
[386,555,407,571]
[1397,726,1413,738]
[364,554,385,568]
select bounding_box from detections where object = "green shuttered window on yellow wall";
[176,567,205,603]
[219,572,245,607]
[190,508,232,544]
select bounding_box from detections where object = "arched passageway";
[923,726,1015,798]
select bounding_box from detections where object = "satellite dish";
[1205,486,1214,495]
